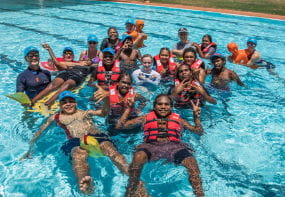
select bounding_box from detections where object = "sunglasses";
[60,99,76,104]
[88,41,97,44]
[27,54,39,58]
[103,55,114,59]
[247,42,256,47]
[64,51,73,55]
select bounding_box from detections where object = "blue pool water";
[0,0,284,196]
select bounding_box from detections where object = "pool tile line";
[2,0,284,46]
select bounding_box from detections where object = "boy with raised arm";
[116,94,205,197]
[22,91,129,194]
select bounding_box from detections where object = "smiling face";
[142,56,152,71]
[26,51,40,68]
[117,75,132,96]
[103,52,114,66]
[202,36,211,47]
[60,97,77,114]
[63,50,74,62]
[108,28,118,40]
[154,96,172,118]
[159,49,170,64]
[183,51,196,66]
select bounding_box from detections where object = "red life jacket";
[154,55,176,76]
[109,85,135,104]
[109,85,136,118]
[200,42,217,53]
[96,60,120,86]
[190,59,204,69]
[174,79,202,107]
[54,113,72,139]
[143,111,182,142]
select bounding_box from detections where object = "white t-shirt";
[132,69,161,86]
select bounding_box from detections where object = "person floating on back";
[116,94,205,197]
[21,91,130,194]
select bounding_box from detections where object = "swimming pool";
[0,0,284,196]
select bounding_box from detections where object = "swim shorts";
[61,133,111,156]
[135,141,194,164]
[56,71,83,86]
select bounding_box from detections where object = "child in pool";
[182,48,206,84]
[132,54,161,86]
[153,47,177,82]
[21,91,130,194]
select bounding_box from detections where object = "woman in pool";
[31,43,92,107]
[153,47,177,82]
[182,48,206,83]
[100,27,121,51]
[193,34,217,59]
[16,46,51,100]
[132,54,161,86]
[79,34,100,64]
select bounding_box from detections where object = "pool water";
[0,0,284,196]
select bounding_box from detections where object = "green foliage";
[151,0,285,15]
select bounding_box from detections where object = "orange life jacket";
[96,60,120,86]
[143,111,182,142]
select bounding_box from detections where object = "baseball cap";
[178,28,188,33]
[122,34,132,42]
[102,47,115,55]
[87,34,98,42]
[210,53,225,62]
[136,19,144,26]
[63,47,74,54]
[247,37,257,45]
[24,46,39,57]
[125,18,135,25]
[59,91,76,102]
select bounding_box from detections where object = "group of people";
[18,19,266,197]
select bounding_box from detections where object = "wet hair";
[153,94,173,108]
[142,54,153,60]
[159,47,171,56]
[108,27,118,34]
[118,72,133,84]
[202,34,212,42]
[183,47,197,59]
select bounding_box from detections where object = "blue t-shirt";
[16,68,51,99]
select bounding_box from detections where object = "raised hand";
[175,79,191,94]
[190,99,201,117]
[93,84,109,104]
[42,43,51,50]
[126,96,135,108]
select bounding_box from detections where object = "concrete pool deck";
[104,0,285,20]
